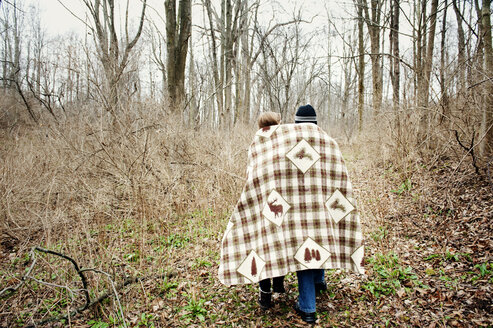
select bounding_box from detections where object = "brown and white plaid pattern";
[218,123,364,286]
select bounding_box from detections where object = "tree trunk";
[452,0,466,91]
[390,0,401,134]
[12,0,20,88]
[188,36,197,125]
[480,0,493,157]
[165,0,191,114]
[356,0,365,133]
[362,0,383,116]
[2,15,7,87]
[241,1,251,123]
[223,0,233,127]
[417,0,439,147]
[440,0,449,118]
[420,0,439,108]
[204,0,223,121]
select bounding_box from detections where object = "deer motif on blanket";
[268,199,283,217]
[295,148,313,161]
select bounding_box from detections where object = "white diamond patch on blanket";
[351,245,365,274]
[286,139,320,174]
[255,124,279,139]
[294,237,331,269]
[262,190,291,226]
[325,189,355,223]
[237,250,266,283]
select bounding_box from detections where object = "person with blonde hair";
[255,111,285,310]
[258,111,281,129]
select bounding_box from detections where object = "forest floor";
[1,133,492,327]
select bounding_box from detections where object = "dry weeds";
[0,107,491,327]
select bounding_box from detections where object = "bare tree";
[452,0,466,92]
[1,0,22,89]
[203,0,223,122]
[26,3,45,98]
[147,20,168,102]
[361,0,384,116]
[354,0,366,132]
[165,0,191,113]
[418,0,439,108]
[82,0,147,112]
[257,22,321,120]
[439,0,449,116]
[415,0,439,145]
[203,0,244,126]
[479,0,493,157]
[390,0,400,134]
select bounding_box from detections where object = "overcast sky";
[32,0,344,37]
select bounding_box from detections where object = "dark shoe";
[294,303,317,323]
[315,282,327,294]
[258,290,272,310]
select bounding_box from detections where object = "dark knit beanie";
[295,104,317,125]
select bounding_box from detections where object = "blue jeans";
[297,269,325,313]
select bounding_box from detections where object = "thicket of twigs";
[0,98,491,327]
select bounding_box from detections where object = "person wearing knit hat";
[293,104,326,323]
[295,104,317,125]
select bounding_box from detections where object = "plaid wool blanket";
[218,123,364,286]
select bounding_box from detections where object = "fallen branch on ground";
[0,246,175,327]
[27,272,175,327]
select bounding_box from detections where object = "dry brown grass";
[1,102,491,327]
[1,107,252,242]
[0,105,256,325]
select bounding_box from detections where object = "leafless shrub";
[0,102,256,324]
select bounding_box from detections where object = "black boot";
[315,282,327,294]
[258,289,272,310]
[294,303,317,323]
[273,284,286,293]
[272,276,286,293]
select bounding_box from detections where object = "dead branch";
[80,268,127,328]
[26,79,59,121]
[2,246,175,327]
[33,247,91,310]
[27,273,175,327]
[454,130,480,175]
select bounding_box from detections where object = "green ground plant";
[390,179,412,195]
[469,262,493,283]
[181,296,208,323]
[163,234,190,249]
[370,226,389,242]
[362,252,424,298]
[137,313,156,327]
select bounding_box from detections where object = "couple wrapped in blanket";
[218,105,364,323]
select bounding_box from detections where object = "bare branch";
[56,0,94,32]
[33,247,91,310]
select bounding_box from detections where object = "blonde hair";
[258,111,281,128]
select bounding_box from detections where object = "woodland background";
[0,0,492,327]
